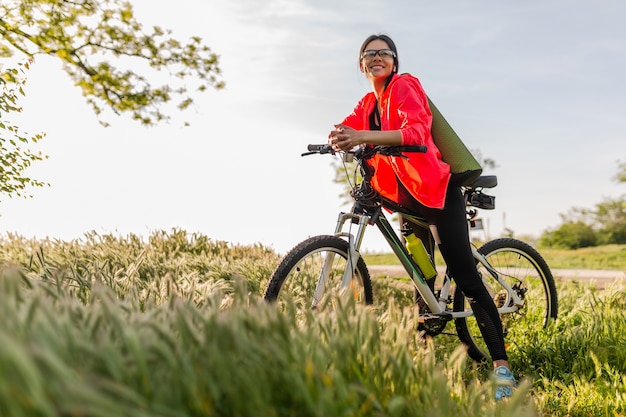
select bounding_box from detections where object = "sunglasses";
[360,49,396,60]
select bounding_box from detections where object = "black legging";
[400,182,508,361]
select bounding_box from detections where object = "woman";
[328,34,516,400]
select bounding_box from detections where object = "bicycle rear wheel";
[264,235,373,313]
[453,238,558,362]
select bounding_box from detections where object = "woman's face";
[360,39,396,81]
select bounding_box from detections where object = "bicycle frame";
[326,205,524,319]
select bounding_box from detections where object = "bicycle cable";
[337,151,360,279]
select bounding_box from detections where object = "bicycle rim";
[454,238,558,362]
[264,235,373,315]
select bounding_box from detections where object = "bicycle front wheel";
[453,238,558,362]
[264,235,373,312]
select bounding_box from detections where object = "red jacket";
[341,73,451,208]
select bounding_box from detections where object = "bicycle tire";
[264,235,373,311]
[453,238,558,362]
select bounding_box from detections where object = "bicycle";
[264,144,558,362]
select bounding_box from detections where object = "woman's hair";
[359,33,399,75]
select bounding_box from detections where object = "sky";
[1,0,625,254]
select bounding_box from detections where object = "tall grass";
[0,229,624,416]
[522,281,626,416]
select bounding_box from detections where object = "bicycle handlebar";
[307,144,330,152]
[378,145,428,155]
[301,144,334,156]
[302,144,427,158]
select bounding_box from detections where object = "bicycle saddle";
[470,175,497,189]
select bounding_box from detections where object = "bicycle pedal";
[416,312,451,336]
[417,312,453,323]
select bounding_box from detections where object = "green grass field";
[364,243,626,271]
[0,230,624,416]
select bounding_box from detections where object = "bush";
[540,221,598,249]
[595,196,626,245]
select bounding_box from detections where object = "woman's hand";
[328,124,363,152]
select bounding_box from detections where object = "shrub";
[540,221,598,249]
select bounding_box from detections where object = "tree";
[0,0,224,126]
[1,0,224,200]
[613,159,626,184]
[595,196,626,245]
[540,161,626,248]
[539,219,598,249]
[1,60,47,199]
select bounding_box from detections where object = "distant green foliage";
[540,220,598,249]
[595,196,626,244]
[613,159,626,184]
[541,197,626,249]
[541,162,626,249]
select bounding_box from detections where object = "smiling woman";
[328,33,518,400]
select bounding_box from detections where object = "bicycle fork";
[313,210,444,313]
[311,211,369,308]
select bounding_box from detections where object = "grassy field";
[0,230,625,416]
[363,243,626,271]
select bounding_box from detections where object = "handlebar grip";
[302,144,334,157]
[307,144,329,152]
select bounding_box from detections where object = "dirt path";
[367,265,625,289]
